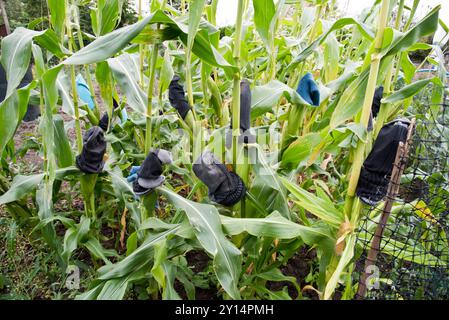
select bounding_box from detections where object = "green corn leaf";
[96,226,183,280]
[382,6,440,58]
[281,133,322,168]
[47,0,66,38]
[178,27,236,73]
[406,43,433,52]
[325,60,360,91]
[83,237,119,265]
[106,166,142,229]
[31,215,76,233]
[108,53,147,115]
[53,115,74,168]
[187,0,207,51]
[0,167,79,205]
[0,28,44,100]
[288,17,374,70]
[95,61,114,118]
[324,234,356,300]
[92,0,124,36]
[220,211,333,245]
[84,237,192,300]
[158,186,242,300]
[34,29,70,58]
[55,71,73,115]
[76,282,107,300]
[159,50,174,94]
[161,261,182,300]
[132,26,179,44]
[62,9,235,74]
[95,271,146,300]
[31,44,46,78]
[96,278,130,300]
[63,10,167,65]
[323,33,340,83]
[207,77,226,125]
[400,52,416,84]
[254,284,292,300]
[253,0,276,50]
[151,239,168,291]
[249,144,291,219]
[0,82,36,156]
[106,166,135,199]
[281,176,343,226]
[36,185,60,258]
[42,66,64,187]
[329,70,369,129]
[251,80,312,119]
[382,77,442,104]
[254,268,300,297]
[62,216,91,263]
[439,17,449,32]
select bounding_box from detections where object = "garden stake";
[356,118,415,299]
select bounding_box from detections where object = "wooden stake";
[356,119,415,299]
[0,0,11,35]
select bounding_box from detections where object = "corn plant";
[0,0,446,300]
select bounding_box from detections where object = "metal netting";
[354,99,449,300]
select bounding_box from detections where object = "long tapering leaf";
[107,53,147,114]
[330,6,440,128]
[253,0,276,50]
[158,187,242,300]
[93,0,124,36]
[47,0,66,38]
[382,77,442,104]
[187,0,207,51]
[0,28,44,99]
[281,133,322,168]
[0,83,36,156]
[249,144,291,219]
[281,176,343,226]
[0,167,79,205]
[288,18,374,70]
[62,9,234,74]
[220,211,333,245]
[251,80,312,119]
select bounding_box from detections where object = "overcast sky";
[133,0,448,42]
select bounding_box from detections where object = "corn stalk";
[231,0,245,168]
[375,0,419,137]
[324,0,392,301]
[344,0,391,218]
[67,0,97,218]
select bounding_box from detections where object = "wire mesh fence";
[355,98,449,300]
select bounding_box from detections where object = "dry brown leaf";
[335,218,352,256]
[120,207,128,250]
